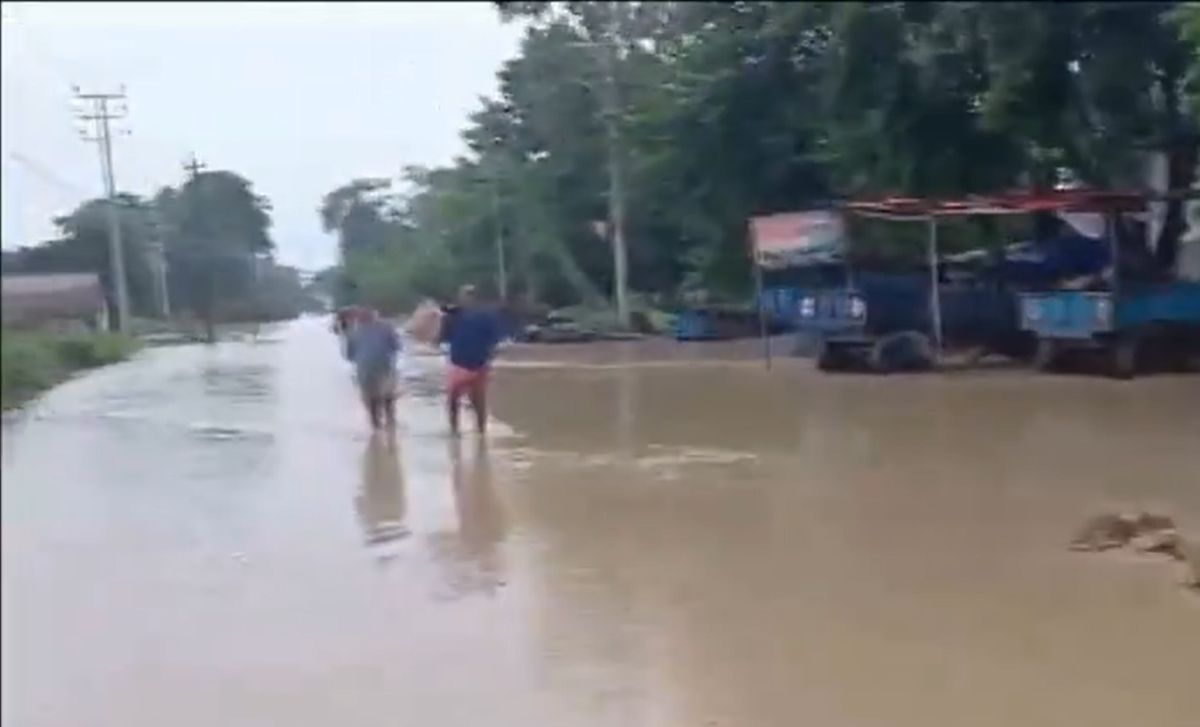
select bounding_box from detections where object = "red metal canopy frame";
[842,188,1160,220]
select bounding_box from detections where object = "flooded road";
[3,318,1199,727]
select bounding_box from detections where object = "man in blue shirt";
[440,285,502,435]
[349,307,401,430]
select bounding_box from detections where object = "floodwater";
[3,317,1199,727]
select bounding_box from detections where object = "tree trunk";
[1153,56,1198,274]
[202,268,217,344]
[1155,137,1199,273]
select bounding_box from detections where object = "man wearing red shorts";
[439,285,502,435]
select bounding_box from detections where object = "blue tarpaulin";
[947,234,1111,287]
[996,234,1111,285]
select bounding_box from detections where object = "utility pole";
[605,1,630,327]
[602,50,630,326]
[577,3,630,326]
[491,174,509,301]
[74,86,130,332]
[182,152,222,341]
[488,137,509,302]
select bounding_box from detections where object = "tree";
[222,260,322,321]
[318,178,397,260]
[324,1,1200,317]
[622,2,839,292]
[974,1,1198,266]
[161,170,274,341]
[8,169,293,335]
[1176,3,1200,118]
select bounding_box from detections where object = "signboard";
[749,210,845,269]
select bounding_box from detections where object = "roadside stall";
[752,198,1036,372]
[747,188,1199,374]
[848,189,1200,376]
[1009,188,1200,378]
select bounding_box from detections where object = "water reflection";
[427,437,508,598]
[355,430,409,557]
[200,362,276,403]
[615,342,637,457]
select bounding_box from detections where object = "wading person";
[439,285,501,436]
[350,307,402,430]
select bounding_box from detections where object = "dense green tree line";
[4,169,319,337]
[324,1,1198,314]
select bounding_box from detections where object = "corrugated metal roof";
[2,273,106,322]
[3,273,101,296]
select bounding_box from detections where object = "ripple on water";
[503,444,758,483]
[186,423,276,443]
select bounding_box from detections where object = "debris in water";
[1071,511,1199,591]
[1069,511,1176,552]
[1176,537,1200,588]
[1134,512,1176,533]
[1131,529,1183,558]
[1069,512,1139,552]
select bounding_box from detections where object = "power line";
[3,16,78,93]
[73,85,131,332]
[7,151,90,197]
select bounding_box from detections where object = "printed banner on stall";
[749,210,845,269]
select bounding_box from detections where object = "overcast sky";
[1,2,524,271]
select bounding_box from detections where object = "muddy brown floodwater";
[3,318,1199,727]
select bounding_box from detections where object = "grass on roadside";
[1,329,139,409]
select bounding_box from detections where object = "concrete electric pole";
[572,3,630,326]
[600,3,630,328]
[491,173,509,301]
[74,86,130,332]
[487,136,510,302]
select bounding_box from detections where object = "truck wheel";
[1110,336,1139,380]
[996,332,1038,362]
[817,342,848,372]
[1033,338,1060,372]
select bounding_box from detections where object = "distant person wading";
[347,307,402,431]
[439,285,502,436]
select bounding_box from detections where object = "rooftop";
[2,273,107,323]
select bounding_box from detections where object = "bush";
[1,333,62,408]
[2,329,137,409]
[53,332,137,368]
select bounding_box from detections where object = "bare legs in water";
[447,377,487,436]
